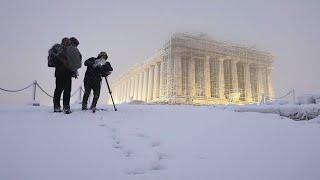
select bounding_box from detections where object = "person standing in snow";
[52,37,72,114]
[52,37,81,114]
[82,51,113,112]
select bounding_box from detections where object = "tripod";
[104,77,117,111]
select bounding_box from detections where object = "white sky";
[0,0,319,104]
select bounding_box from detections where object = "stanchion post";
[32,80,40,106]
[79,86,82,104]
[33,80,36,101]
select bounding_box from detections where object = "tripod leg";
[105,77,117,111]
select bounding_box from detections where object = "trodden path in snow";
[0,104,320,180]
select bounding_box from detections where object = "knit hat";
[98,51,108,58]
[70,37,79,46]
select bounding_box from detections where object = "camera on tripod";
[93,58,112,77]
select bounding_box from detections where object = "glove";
[92,60,99,68]
[71,70,78,79]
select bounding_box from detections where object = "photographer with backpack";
[48,37,82,114]
[82,51,113,112]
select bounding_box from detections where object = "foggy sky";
[1,0,319,105]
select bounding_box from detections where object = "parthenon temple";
[111,33,275,105]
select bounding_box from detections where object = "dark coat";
[84,57,113,82]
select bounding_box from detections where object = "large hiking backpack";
[66,46,82,71]
[48,44,64,67]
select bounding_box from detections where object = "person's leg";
[53,76,63,112]
[82,79,92,110]
[91,80,101,109]
[63,75,72,113]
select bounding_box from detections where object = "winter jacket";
[84,57,113,82]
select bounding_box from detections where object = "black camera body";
[96,63,112,77]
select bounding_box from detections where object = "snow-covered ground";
[1,104,320,180]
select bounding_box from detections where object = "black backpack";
[48,44,64,67]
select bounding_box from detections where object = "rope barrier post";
[32,80,40,106]
[78,86,82,104]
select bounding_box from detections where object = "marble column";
[123,81,127,102]
[188,57,196,99]
[231,60,239,93]
[167,54,174,98]
[113,86,117,103]
[121,84,125,103]
[124,81,127,102]
[266,67,275,99]
[129,77,133,100]
[138,72,144,101]
[123,83,127,102]
[153,62,161,99]
[159,60,167,98]
[117,87,120,103]
[142,68,149,102]
[132,77,136,100]
[147,66,155,102]
[129,78,133,100]
[129,78,133,101]
[204,56,211,98]
[134,75,139,100]
[244,62,252,102]
[174,54,182,97]
[131,76,135,100]
[134,76,138,99]
[113,86,117,104]
[256,65,264,102]
[119,84,123,103]
[218,58,225,99]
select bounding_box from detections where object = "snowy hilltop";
[1,104,320,180]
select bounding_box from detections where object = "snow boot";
[82,104,88,111]
[63,106,72,114]
[54,105,62,112]
[90,105,96,113]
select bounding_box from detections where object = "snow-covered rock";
[297,95,316,105]
[236,104,320,120]
[313,95,320,104]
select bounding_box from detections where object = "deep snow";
[0,104,320,180]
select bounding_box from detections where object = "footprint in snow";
[112,142,123,149]
[99,123,106,127]
[125,167,146,175]
[123,149,134,158]
[150,140,161,147]
[149,161,165,171]
[109,134,117,140]
[136,133,149,138]
[156,152,169,161]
